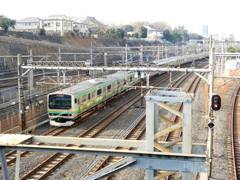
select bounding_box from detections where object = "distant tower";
[202,25,208,37]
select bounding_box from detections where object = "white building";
[145,25,163,40]
[39,15,73,36]
[15,17,41,33]
[73,17,89,36]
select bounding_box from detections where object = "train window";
[48,94,71,109]
[124,80,127,85]
[107,85,111,92]
[82,94,86,103]
[88,93,91,101]
[75,98,77,104]
[130,76,132,82]
[92,91,96,98]
[97,89,102,97]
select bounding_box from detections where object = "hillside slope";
[0,31,158,55]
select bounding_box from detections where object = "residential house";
[145,25,163,40]
[14,17,41,33]
[82,16,107,34]
[39,15,73,36]
[14,15,107,37]
[73,17,89,36]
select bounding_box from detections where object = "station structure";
[0,39,239,180]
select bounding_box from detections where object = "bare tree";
[152,21,172,31]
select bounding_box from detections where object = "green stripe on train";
[75,74,135,98]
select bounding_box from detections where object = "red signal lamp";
[211,95,221,111]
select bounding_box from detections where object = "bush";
[39,29,46,36]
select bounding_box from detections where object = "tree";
[39,28,46,36]
[172,26,189,42]
[188,33,202,40]
[0,15,16,32]
[162,30,173,42]
[172,32,182,43]
[97,28,105,37]
[122,25,134,32]
[106,28,116,38]
[129,21,149,31]
[152,21,172,32]
[139,26,147,38]
[227,46,240,53]
[116,28,124,38]
[134,33,139,38]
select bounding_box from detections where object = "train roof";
[49,71,134,96]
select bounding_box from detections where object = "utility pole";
[104,52,107,66]
[140,45,143,65]
[165,47,168,59]
[18,54,26,131]
[207,36,215,178]
[157,44,160,60]
[28,49,34,109]
[90,42,93,77]
[125,44,128,66]
[57,48,61,84]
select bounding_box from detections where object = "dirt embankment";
[0,31,159,56]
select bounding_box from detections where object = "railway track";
[2,63,206,179]
[162,71,203,180]
[2,77,135,170]
[82,70,204,179]
[84,113,146,180]
[228,85,240,179]
[18,72,173,179]
[21,69,203,180]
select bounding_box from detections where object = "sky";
[1,0,240,40]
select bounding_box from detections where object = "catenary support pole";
[18,54,26,131]
[140,45,143,65]
[15,150,21,180]
[57,48,61,83]
[125,44,128,66]
[182,99,193,179]
[145,100,158,179]
[207,36,215,178]
[28,49,34,109]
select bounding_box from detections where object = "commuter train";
[47,53,208,126]
[148,53,208,66]
[48,71,143,126]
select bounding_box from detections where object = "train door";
[103,86,106,100]
[78,96,82,112]
[107,84,111,95]
[87,93,92,107]
[112,79,119,95]
[92,90,96,105]
[97,88,102,103]
[82,94,87,109]
[117,79,120,94]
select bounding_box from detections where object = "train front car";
[48,93,75,126]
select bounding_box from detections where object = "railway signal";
[211,95,221,111]
[85,70,90,77]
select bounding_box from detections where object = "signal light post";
[211,95,221,111]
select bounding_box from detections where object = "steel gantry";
[144,90,199,179]
[0,114,208,180]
